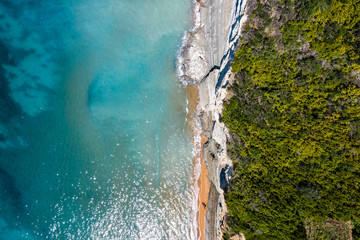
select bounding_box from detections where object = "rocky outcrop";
[206,181,221,240]
[199,0,248,237]
[178,0,248,238]
[179,0,248,239]
[177,27,208,85]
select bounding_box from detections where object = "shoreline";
[179,0,248,238]
[186,85,210,240]
[197,130,210,240]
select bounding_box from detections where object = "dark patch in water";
[0,39,31,150]
[0,164,24,228]
[0,166,22,207]
[0,134,6,142]
[0,40,22,121]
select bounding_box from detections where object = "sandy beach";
[186,86,210,240]
[179,0,247,238]
[198,132,210,240]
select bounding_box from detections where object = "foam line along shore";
[177,0,248,238]
[185,84,210,240]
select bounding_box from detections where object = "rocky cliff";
[178,0,248,239]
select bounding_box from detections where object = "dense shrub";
[223,0,360,239]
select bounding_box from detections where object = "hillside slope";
[222,0,360,239]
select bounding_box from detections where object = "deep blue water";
[0,0,195,239]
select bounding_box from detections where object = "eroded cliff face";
[192,0,248,239]
[177,0,247,238]
[200,2,247,240]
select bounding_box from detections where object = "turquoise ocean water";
[0,0,196,239]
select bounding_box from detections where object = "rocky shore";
[178,0,248,239]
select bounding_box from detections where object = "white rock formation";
[191,0,248,239]
[178,0,248,238]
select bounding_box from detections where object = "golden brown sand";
[187,86,210,240]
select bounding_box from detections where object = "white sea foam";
[189,104,203,240]
[177,1,206,238]
[176,1,206,238]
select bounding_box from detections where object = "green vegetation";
[222,0,360,239]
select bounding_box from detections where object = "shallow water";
[0,0,196,239]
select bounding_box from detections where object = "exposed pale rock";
[178,0,248,238]
[230,233,246,240]
[178,28,208,85]
[196,0,248,239]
